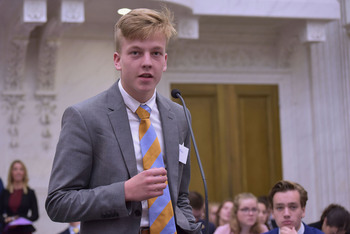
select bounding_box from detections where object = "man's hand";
[280,226,298,234]
[124,167,168,201]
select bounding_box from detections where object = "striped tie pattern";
[136,105,177,234]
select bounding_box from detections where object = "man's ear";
[163,53,167,72]
[114,52,122,70]
[301,207,306,218]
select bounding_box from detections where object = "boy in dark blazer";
[264,180,324,234]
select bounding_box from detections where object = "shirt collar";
[118,80,156,113]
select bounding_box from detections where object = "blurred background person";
[214,193,268,234]
[0,160,39,234]
[216,200,234,229]
[58,222,80,234]
[209,202,220,225]
[308,204,350,234]
[257,196,269,231]
[189,191,216,234]
[258,195,277,230]
[0,178,3,193]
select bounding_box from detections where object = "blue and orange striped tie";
[136,104,177,234]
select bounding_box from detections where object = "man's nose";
[283,207,290,216]
[142,53,152,68]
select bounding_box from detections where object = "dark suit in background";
[0,178,3,193]
[58,229,70,234]
[0,178,3,234]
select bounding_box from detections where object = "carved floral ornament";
[167,41,282,71]
[1,0,84,149]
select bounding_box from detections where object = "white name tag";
[179,143,189,164]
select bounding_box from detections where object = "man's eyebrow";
[152,46,164,50]
[127,46,142,51]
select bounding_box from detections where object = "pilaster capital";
[23,0,47,23]
[299,20,327,44]
[61,0,85,23]
[177,16,199,39]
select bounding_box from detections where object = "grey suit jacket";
[46,82,201,234]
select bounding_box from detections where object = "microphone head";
[171,89,181,98]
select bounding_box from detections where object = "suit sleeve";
[176,109,201,233]
[45,106,131,222]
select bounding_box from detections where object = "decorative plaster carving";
[177,16,199,39]
[2,0,46,148]
[299,20,327,43]
[23,0,47,23]
[276,22,301,68]
[61,0,85,23]
[167,41,280,71]
[35,94,56,150]
[35,1,84,149]
[37,38,60,91]
[277,35,299,68]
[4,39,29,90]
[35,33,58,149]
[1,93,25,148]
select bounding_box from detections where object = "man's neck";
[297,222,305,234]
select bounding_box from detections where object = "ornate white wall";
[0,0,349,233]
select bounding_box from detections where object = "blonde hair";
[114,7,177,52]
[216,199,234,227]
[7,160,29,194]
[230,193,262,234]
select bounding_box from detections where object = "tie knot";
[136,105,151,119]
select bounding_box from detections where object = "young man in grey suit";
[46,8,200,234]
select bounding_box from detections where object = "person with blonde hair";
[214,193,268,234]
[216,200,234,228]
[46,7,200,234]
[0,160,39,233]
[209,202,220,226]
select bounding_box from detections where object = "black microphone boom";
[171,88,209,234]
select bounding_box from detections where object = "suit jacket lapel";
[157,94,179,203]
[106,82,138,178]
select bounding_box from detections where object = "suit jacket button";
[134,210,141,217]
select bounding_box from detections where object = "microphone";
[171,89,209,234]
[171,89,181,99]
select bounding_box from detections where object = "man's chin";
[280,222,294,229]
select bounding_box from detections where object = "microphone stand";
[174,92,209,234]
